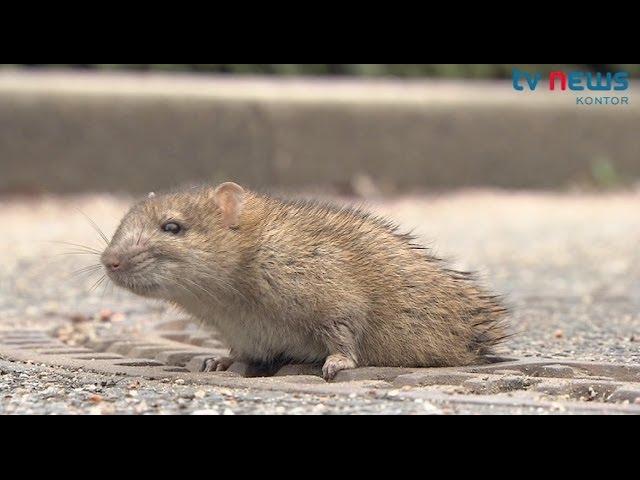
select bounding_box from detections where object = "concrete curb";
[1,70,638,193]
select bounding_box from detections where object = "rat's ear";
[214,182,245,229]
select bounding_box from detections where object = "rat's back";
[237,194,509,369]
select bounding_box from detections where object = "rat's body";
[102,183,508,380]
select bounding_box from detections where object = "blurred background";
[0,64,638,364]
[1,63,638,195]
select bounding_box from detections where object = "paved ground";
[1,190,639,414]
[0,360,449,415]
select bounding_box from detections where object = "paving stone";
[1,334,50,341]
[113,359,165,367]
[463,375,538,394]
[159,331,192,342]
[84,338,120,352]
[462,378,493,394]
[533,380,572,396]
[0,330,48,337]
[332,367,416,383]
[565,362,640,383]
[491,369,525,376]
[156,350,219,367]
[275,364,322,377]
[531,364,576,378]
[40,349,93,355]
[566,380,621,401]
[108,341,159,355]
[162,367,190,373]
[608,388,640,403]
[30,344,74,350]
[396,387,625,414]
[608,385,640,403]
[2,339,55,345]
[495,375,539,391]
[269,375,326,385]
[129,346,184,358]
[15,342,63,350]
[533,379,621,401]
[393,372,476,387]
[72,353,124,361]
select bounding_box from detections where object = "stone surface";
[532,365,576,378]
[108,341,158,356]
[275,364,323,377]
[608,388,640,403]
[393,372,476,387]
[156,350,221,367]
[333,367,417,383]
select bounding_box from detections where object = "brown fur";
[102,183,509,379]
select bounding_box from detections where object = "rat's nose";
[102,251,125,272]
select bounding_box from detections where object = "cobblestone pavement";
[1,190,639,414]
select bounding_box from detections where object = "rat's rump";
[225,195,509,368]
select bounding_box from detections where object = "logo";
[512,69,630,105]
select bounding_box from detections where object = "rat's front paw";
[202,356,235,372]
[322,354,356,381]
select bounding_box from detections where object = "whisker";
[193,271,249,303]
[67,271,102,283]
[54,251,101,258]
[89,275,107,293]
[100,277,113,301]
[68,264,103,275]
[48,241,102,254]
[76,209,110,246]
[181,277,238,304]
[153,272,204,302]
[67,265,103,280]
[154,273,197,300]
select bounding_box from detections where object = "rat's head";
[101,182,246,299]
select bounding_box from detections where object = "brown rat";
[102,182,509,380]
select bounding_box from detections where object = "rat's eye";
[162,222,182,235]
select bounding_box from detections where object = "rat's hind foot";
[322,354,357,381]
[202,356,235,372]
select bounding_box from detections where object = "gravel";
[0,360,447,415]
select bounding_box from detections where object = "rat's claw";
[202,356,234,373]
[322,354,356,381]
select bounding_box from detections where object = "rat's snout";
[102,243,154,275]
[101,240,162,296]
[102,250,126,273]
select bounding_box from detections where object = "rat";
[101,182,509,380]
